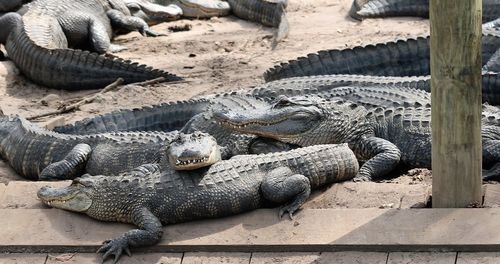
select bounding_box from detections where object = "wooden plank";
[304,182,430,209]
[387,252,457,264]
[251,252,387,264]
[1,209,500,253]
[182,253,250,264]
[484,185,500,207]
[430,0,483,207]
[44,253,183,264]
[0,253,47,264]
[456,252,500,264]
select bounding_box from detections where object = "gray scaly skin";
[263,34,500,82]
[0,0,182,90]
[226,0,289,44]
[37,143,358,263]
[154,0,230,18]
[215,96,500,181]
[349,0,500,23]
[0,116,220,180]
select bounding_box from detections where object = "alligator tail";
[353,0,429,20]
[264,37,431,82]
[53,98,211,134]
[6,24,181,90]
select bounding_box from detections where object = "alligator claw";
[352,175,371,182]
[142,29,166,37]
[97,236,130,264]
[278,206,297,220]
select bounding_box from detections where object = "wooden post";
[430,0,483,207]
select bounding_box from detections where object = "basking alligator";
[38,143,358,262]
[0,115,220,180]
[0,0,181,90]
[349,0,500,22]
[263,34,500,82]
[215,96,500,181]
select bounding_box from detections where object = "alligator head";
[37,178,94,213]
[215,96,368,146]
[167,131,221,170]
[125,0,183,25]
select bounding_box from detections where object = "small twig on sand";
[27,78,124,120]
[27,76,188,121]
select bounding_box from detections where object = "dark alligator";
[215,96,500,181]
[263,34,500,82]
[0,0,181,90]
[51,74,433,135]
[226,0,289,44]
[349,0,500,22]
[37,143,358,262]
[0,115,220,180]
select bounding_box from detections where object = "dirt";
[0,0,430,192]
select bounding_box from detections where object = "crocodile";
[215,96,500,181]
[349,0,500,22]
[0,115,220,180]
[263,34,500,82]
[37,143,358,262]
[0,0,182,90]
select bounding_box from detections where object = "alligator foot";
[261,167,311,220]
[108,44,128,53]
[98,235,132,264]
[39,143,91,180]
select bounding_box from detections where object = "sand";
[0,0,430,184]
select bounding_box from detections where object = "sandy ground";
[0,0,432,194]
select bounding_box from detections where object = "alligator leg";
[261,167,311,219]
[107,9,165,37]
[39,144,92,180]
[0,49,4,61]
[349,137,402,181]
[98,207,163,263]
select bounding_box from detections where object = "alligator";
[349,0,500,23]
[226,0,289,44]
[0,115,221,180]
[263,34,500,82]
[0,0,182,90]
[154,0,230,18]
[215,96,500,181]
[37,143,358,262]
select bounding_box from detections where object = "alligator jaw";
[213,107,316,140]
[37,181,92,212]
